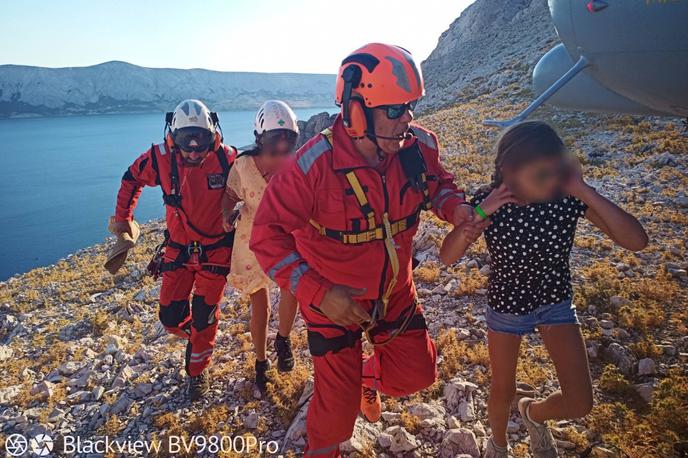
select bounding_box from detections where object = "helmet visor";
[173,127,214,152]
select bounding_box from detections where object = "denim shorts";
[486,299,580,336]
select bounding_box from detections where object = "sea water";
[0,108,331,280]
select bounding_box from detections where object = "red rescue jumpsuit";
[250,117,466,456]
[115,141,236,376]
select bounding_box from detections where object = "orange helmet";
[335,43,424,107]
[335,43,424,139]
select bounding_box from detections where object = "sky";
[0,0,474,74]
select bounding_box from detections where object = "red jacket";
[250,116,466,309]
[115,142,236,245]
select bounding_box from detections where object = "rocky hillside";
[1,94,686,457]
[1,0,687,457]
[419,0,556,112]
[0,61,335,118]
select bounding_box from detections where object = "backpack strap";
[214,145,232,184]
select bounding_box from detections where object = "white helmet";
[254,100,299,135]
[170,99,216,133]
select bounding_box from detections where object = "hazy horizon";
[0,0,474,74]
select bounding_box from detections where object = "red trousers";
[301,288,437,457]
[158,245,230,377]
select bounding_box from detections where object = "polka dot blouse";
[472,191,588,315]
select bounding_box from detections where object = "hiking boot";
[274,333,295,372]
[188,371,210,401]
[483,435,509,458]
[518,397,558,458]
[360,386,381,422]
[255,359,271,394]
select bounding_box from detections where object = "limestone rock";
[440,428,480,458]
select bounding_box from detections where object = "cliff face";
[419,0,556,111]
[0,61,335,117]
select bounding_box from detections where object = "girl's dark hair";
[491,120,566,187]
[237,146,260,158]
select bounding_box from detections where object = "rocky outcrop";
[0,61,335,118]
[296,111,336,149]
[419,0,556,111]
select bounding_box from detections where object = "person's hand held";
[452,203,475,227]
[465,218,491,242]
[320,285,370,326]
[112,220,135,237]
[222,213,235,232]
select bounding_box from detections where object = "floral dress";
[226,154,272,295]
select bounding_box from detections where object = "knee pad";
[159,299,190,328]
[191,295,218,331]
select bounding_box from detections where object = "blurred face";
[258,130,297,173]
[369,100,416,155]
[502,156,569,203]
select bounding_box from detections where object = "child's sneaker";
[518,397,558,458]
[274,333,295,372]
[255,359,270,393]
[483,436,509,457]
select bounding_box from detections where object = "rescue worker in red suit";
[250,44,482,456]
[112,99,237,401]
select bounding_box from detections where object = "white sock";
[526,403,544,426]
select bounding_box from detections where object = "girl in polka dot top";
[440,121,648,457]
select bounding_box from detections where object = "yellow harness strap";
[342,171,399,320]
[346,171,377,229]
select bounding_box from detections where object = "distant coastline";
[0,106,335,121]
[0,60,336,118]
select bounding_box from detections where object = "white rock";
[441,428,480,458]
[0,385,22,403]
[381,412,401,424]
[30,381,54,399]
[92,385,105,401]
[377,432,393,448]
[633,382,654,403]
[57,361,80,376]
[637,358,656,376]
[244,411,259,429]
[408,402,445,420]
[606,342,635,375]
[0,345,14,361]
[385,426,418,453]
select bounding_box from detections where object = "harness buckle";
[187,241,203,257]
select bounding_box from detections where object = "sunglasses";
[174,127,214,153]
[380,99,418,120]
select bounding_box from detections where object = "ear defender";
[165,132,176,149]
[341,65,368,139]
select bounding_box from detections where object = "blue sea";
[0,108,332,280]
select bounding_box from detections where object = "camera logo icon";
[29,434,54,456]
[5,434,28,457]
